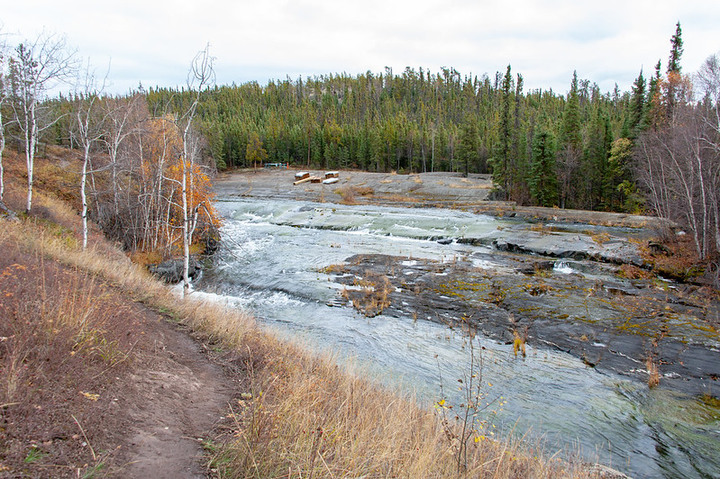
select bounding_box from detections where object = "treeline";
[139,24,720,262]
[3,24,719,262]
[145,66,636,211]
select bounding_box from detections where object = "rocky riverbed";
[330,250,720,398]
[214,169,720,399]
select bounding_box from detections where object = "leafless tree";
[696,53,720,254]
[70,60,107,249]
[176,44,215,296]
[635,62,720,260]
[8,31,77,212]
[102,94,143,219]
[0,37,8,203]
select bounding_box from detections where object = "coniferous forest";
[7,23,720,261]
[148,66,624,211]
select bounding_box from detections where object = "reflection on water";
[194,198,720,479]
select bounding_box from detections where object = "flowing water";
[194,198,720,479]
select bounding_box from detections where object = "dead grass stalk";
[0,173,601,479]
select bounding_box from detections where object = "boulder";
[0,200,19,222]
[149,257,200,284]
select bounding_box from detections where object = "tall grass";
[0,220,140,475]
[1,183,602,478]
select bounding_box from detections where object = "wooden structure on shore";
[293,171,341,186]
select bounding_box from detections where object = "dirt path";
[0,225,237,478]
[114,318,235,478]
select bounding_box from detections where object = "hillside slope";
[0,147,613,478]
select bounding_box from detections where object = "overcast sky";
[2,0,719,96]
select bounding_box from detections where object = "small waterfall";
[553,259,574,274]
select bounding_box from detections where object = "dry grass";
[639,235,710,283]
[617,264,654,280]
[0,222,144,476]
[208,343,580,479]
[336,186,375,205]
[0,147,604,479]
[347,271,393,317]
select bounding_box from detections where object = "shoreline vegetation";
[0,146,625,476]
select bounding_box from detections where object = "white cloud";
[2,0,718,95]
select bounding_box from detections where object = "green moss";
[700,394,720,412]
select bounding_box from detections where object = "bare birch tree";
[8,31,76,213]
[635,61,720,261]
[0,40,7,203]
[103,94,143,219]
[71,61,107,249]
[696,53,720,255]
[177,44,215,296]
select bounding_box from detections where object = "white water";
[195,198,719,479]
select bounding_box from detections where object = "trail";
[115,315,234,478]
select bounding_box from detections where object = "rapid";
[194,197,720,479]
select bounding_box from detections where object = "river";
[193,197,720,479]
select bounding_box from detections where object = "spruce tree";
[458,115,479,178]
[627,69,646,137]
[561,71,581,148]
[667,22,684,75]
[557,71,582,208]
[666,22,683,118]
[493,65,513,199]
[529,122,558,207]
[645,60,664,129]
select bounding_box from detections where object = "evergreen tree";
[645,60,664,129]
[512,73,529,201]
[141,65,639,212]
[529,122,558,207]
[557,71,582,208]
[560,71,582,148]
[607,138,642,212]
[583,109,611,209]
[458,115,479,177]
[667,22,684,75]
[666,22,683,118]
[627,69,646,137]
[492,65,513,199]
[246,130,267,169]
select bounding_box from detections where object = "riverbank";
[0,150,609,477]
[215,168,670,229]
[215,168,719,399]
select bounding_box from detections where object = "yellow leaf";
[80,391,100,401]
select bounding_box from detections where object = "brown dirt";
[115,319,235,478]
[0,149,238,478]
[0,237,236,478]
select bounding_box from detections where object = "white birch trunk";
[81,141,90,249]
[24,100,37,213]
[0,109,5,202]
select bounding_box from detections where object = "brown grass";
[617,264,654,280]
[336,186,375,205]
[347,271,394,317]
[0,221,147,476]
[639,235,709,283]
[0,146,603,478]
